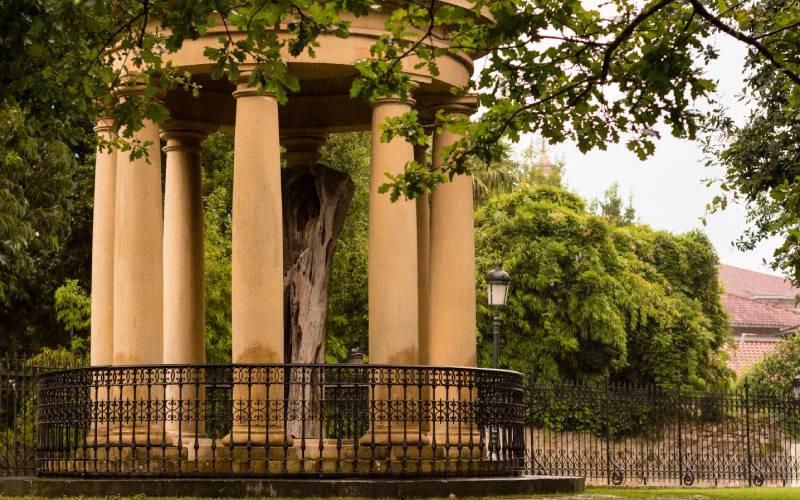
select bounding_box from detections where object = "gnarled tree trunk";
[282,163,354,438]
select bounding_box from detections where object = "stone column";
[368,96,419,366]
[427,104,478,451]
[428,112,476,368]
[88,118,117,447]
[414,144,431,366]
[161,121,211,441]
[112,106,164,367]
[367,96,420,446]
[91,118,117,368]
[111,88,165,444]
[229,80,287,446]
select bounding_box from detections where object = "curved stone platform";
[0,476,584,498]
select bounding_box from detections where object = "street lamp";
[485,264,511,369]
[486,263,510,458]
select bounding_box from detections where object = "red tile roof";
[719,264,800,299]
[722,293,800,330]
[726,339,781,374]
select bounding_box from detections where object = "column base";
[359,424,428,446]
[85,424,177,447]
[223,425,294,447]
[427,429,484,459]
[118,426,177,447]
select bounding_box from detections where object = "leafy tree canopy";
[3,0,797,196]
[0,107,93,356]
[201,132,235,363]
[705,0,800,286]
[589,182,637,226]
[321,133,372,362]
[475,183,731,388]
[742,333,800,400]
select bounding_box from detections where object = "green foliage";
[53,279,91,358]
[742,334,800,400]
[25,346,87,368]
[706,45,800,286]
[590,183,637,226]
[201,132,235,364]
[696,0,800,286]
[471,141,521,205]
[529,381,678,438]
[322,132,372,362]
[0,107,93,356]
[6,0,795,202]
[203,185,233,364]
[476,183,731,389]
[196,130,372,363]
[472,140,565,205]
[0,108,77,303]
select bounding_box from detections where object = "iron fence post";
[677,384,683,486]
[745,379,752,486]
[605,378,610,486]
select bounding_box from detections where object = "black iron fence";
[5,357,799,485]
[525,379,800,486]
[36,364,526,476]
[0,358,81,476]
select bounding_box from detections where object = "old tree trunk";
[282,164,354,437]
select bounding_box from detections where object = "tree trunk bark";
[282,163,354,438]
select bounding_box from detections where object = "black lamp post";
[485,264,511,369]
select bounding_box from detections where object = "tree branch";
[138,0,149,49]
[379,0,437,85]
[687,0,800,86]
[754,19,800,40]
[568,0,676,106]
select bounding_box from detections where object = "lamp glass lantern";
[793,375,800,401]
[486,265,511,307]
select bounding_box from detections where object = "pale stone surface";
[231,83,284,365]
[162,121,212,439]
[96,8,483,377]
[414,144,431,367]
[368,97,419,366]
[366,97,422,445]
[229,83,287,445]
[427,116,479,444]
[427,124,477,368]
[162,123,207,367]
[112,110,163,367]
[90,118,116,367]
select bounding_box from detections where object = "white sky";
[510,35,783,276]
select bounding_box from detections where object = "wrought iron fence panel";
[0,357,83,476]
[35,364,525,477]
[525,376,800,486]
[8,358,799,483]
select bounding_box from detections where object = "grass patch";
[583,487,799,499]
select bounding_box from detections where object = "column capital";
[94,117,116,135]
[372,92,417,108]
[423,95,478,120]
[232,71,278,99]
[160,120,216,152]
[281,131,327,168]
[114,74,163,99]
[413,142,430,153]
